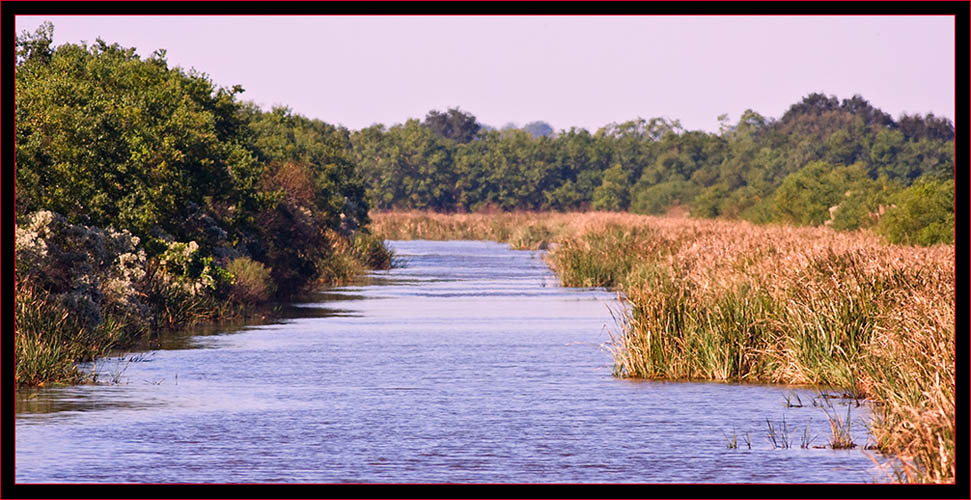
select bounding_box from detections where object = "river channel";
[15,240,885,483]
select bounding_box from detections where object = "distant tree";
[897,113,954,142]
[630,179,696,215]
[15,21,54,65]
[690,183,732,218]
[824,129,863,166]
[422,107,482,143]
[877,178,954,245]
[523,121,554,138]
[839,94,895,128]
[782,92,840,121]
[773,162,870,226]
[829,175,901,231]
[592,163,630,211]
[868,129,905,175]
[345,91,953,244]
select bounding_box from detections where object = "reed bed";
[371,210,955,483]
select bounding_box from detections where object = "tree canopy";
[350,93,953,244]
[15,24,375,294]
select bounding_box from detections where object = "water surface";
[16,240,883,483]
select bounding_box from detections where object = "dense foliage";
[351,97,953,245]
[14,24,387,385]
[16,24,375,296]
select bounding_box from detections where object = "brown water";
[15,240,885,483]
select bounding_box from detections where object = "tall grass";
[15,282,132,386]
[372,210,955,483]
[825,404,857,450]
[370,210,578,249]
[317,230,396,287]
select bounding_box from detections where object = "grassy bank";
[370,210,955,483]
[15,214,393,388]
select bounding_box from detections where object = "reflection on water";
[15,240,885,484]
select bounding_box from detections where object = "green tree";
[244,105,369,234]
[15,21,54,65]
[15,36,260,255]
[829,176,902,231]
[876,179,954,245]
[422,107,482,143]
[773,162,869,226]
[630,179,696,215]
[523,121,554,138]
[592,163,631,211]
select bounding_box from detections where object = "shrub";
[630,180,697,216]
[351,232,395,269]
[153,239,233,297]
[876,178,954,245]
[317,250,364,287]
[255,161,330,295]
[15,210,149,329]
[226,257,276,304]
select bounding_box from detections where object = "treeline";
[350,99,954,246]
[14,24,389,385]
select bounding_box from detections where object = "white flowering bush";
[15,210,149,328]
[154,240,233,297]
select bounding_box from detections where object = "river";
[15,240,885,483]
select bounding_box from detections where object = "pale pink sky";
[15,16,956,133]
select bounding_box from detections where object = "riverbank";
[369,210,955,484]
[14,215,394,389]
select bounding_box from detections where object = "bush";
[317,251,364,287]
[877,178,954,245]
[226,257,276,304]
[351,233,395,270]
[630,180,697,215]
[15,210,149,329]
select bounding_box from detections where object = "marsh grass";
[826,404,858,450]
[801,420,818,449]
[15,282,127,386]
[368,210,954,482]
[318,231,397,287]
[784,391,804,408]
[723,428,739,449]
[724,427,751,450]
[766,416,793,449]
